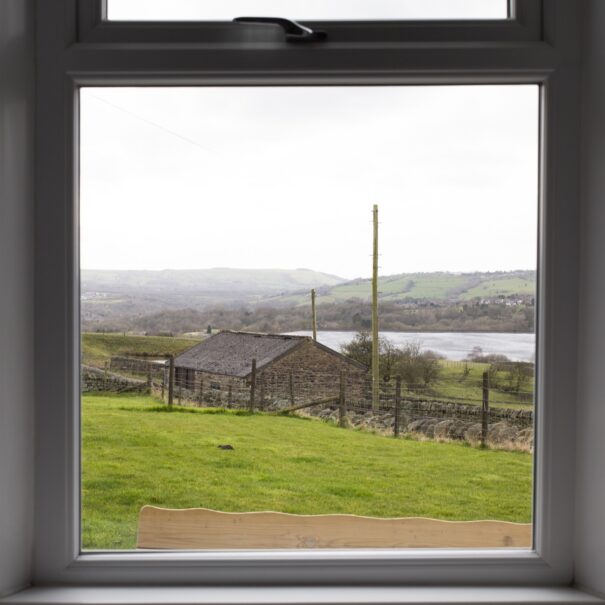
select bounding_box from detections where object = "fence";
[95,355,534,451]
[81,363,148,393]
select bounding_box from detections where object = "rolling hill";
[81,269,536,334]
[82,267,345,296]
[264,270,536,306]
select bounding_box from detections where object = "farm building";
[172,330,367,406]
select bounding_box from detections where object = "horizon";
[81,266,536,279]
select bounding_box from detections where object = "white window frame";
[33,0,582,590]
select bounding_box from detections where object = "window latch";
[233,17,327,42]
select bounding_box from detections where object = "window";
[80,85,539,552]
[107,0,509,22]
[34,0,582,591]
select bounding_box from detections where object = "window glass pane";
[107,0,508,22]
[80,85,538,551]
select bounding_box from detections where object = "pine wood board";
[137,506,532,549]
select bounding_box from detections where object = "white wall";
[0,0,35,598]
[575,0,605,598]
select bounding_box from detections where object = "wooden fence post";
[259,377,265,411]
[339,370,347,428]
[394,376,402,438]
[200,376,204,403]
[168,355,174,406]
[481,370,490,447]
[289,371,295,406]
[249,358,257,412]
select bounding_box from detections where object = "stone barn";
[172,330,367,406]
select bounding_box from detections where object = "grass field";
[268,271,535,306]
[460,277,535,301]
[82,332,200,367]
[430,361,533,409]
[82,393,532,550]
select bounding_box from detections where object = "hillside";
[82,394,531,549]
[82,298,534,336]
[265,271,536,306]
[82,333,201,367]
[81,270,536,335]
[82,267,345,296]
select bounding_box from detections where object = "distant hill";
[82,268,345,296]
[263,270,536,306]
[81,269,536,334]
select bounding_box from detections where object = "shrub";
[341,332,442,389]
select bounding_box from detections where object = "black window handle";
[233,17,327,42]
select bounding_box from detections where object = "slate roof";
[173,331,307,377]
[173,330,365,377]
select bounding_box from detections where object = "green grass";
[428,361,534,409]
[82,393,532,550]
[82,332,201,367]
[268,271,536,306]
[460,277,535,301]
[324,273,472,302]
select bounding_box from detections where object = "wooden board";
[137,506,532,549]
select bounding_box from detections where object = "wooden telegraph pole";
[371,204,380,410]
[311,288,317,341]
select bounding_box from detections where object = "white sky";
[108,0,506,21]
[80,86,539,279]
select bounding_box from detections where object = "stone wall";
[397,399,533,428]
[110,356,166,374]
[173,370,246,406]
[171,339,368,407]
[306,402,534,451]
[261,339,367,402]
[81,364,148,393]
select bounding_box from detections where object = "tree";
[341,332,442,388]
[340,331,393,373]
[392,342,442,390]
[340,331,373,367]
[504,361,533,395]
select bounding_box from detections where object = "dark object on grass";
[218,444,234,450]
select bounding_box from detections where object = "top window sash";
[77,0,543,45]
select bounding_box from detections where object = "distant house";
[172,330,366,404]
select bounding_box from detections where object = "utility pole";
[372,204,380,410]
[311,288,317,341]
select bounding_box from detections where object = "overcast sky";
[80,85,538,279]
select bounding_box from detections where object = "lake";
[285,331,535,362]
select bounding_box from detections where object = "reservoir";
[285,331,535,361]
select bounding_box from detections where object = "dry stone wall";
[305,400,534,451]
[110,356,165,374]
[81,365,148,393]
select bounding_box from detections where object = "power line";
[89,94,213,154]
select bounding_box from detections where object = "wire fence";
[92,356,535,451]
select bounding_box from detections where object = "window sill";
[1,586,603,605]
